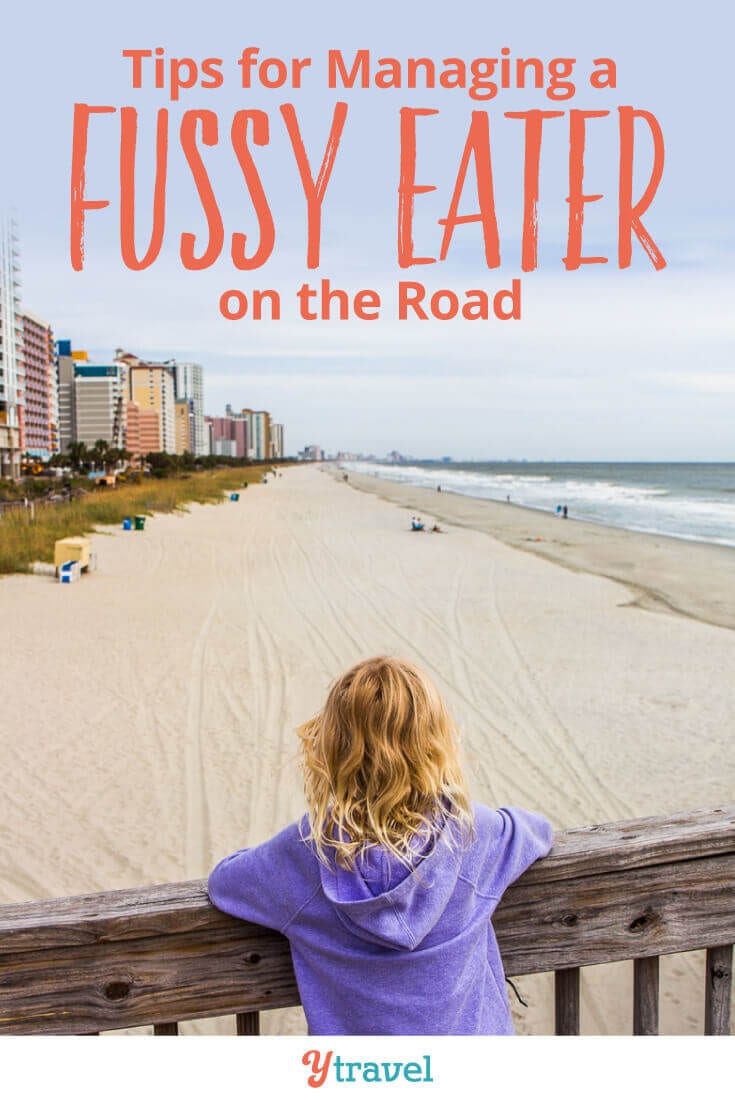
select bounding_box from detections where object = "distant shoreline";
[336,461,735,551]
[342,469,735,632]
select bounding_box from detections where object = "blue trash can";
[59,560,81,584]
[230,493,240,502]
[122,517,132,531]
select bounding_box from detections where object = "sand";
[1,464,734,1035]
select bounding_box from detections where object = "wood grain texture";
[0,806,733,1034]
[704,945,732,1036]
[633,956,659,1035]
[554,968,580,1035]
[236,1012,260,1035]
[520,805,735,885]
[497,852,735,975]
[0,923,298,1033]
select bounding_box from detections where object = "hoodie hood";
[318,821,463,950]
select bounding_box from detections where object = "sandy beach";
[1,464,734,1034]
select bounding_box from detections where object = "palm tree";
[66,441,89,473]
[89,439,109,471]
[109,446,131,472]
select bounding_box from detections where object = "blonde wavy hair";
[298,656,473,869]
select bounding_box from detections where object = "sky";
[1,0,733,459]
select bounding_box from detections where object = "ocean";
[343,461,735,549]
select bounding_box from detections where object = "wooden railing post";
[704,945,732,1036]
[633,957,659,1035]
[236,1012,260,1035]
[554,968,580,1035]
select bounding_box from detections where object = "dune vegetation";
[0,466,272,575]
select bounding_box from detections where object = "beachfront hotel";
[19,310,57,460]
[270,422,285,459]
[240,408,272,460]
[125,400,161,460]
[57,344,126,452]
[206,407,283,460]
[55,345,286,465]
[173,361,206,456]
[0,217,22,479]
[1,224,60,468]
[118,351,177,455]
[116,350,212,458]
[209,412,248,458]
[174,399,191,455]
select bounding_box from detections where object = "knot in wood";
[104,981,130,1001]
[561,913,578,927]
[628,911,655,932]
[245,952,262,965]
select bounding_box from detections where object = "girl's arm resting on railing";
[481,806,555,900]
[208,822,307,934]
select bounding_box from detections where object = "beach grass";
[0,466,272,575]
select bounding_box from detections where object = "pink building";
[126,402,161,460]
[210,414,248,458]
[20,311,56,458]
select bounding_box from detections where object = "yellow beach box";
[54,537,91,570]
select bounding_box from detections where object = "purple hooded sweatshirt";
[208,803,553,1035]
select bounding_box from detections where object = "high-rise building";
[56,342,78,454]
[211,413,248,457]
[241,408,271,460]
[117,351,176,454]
[174,399,191,455]
[204,407,285,460]
[20,311,56,459]
[126,401,160,460]
[269,422,285,459]
[203,415,214,456]
[174,362,206,455]
[57,342,125,452]
[0,217,22,478]
[73,365,125,449]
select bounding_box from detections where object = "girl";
[208,656,553,1035]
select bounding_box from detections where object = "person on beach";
[208,656,553,1035]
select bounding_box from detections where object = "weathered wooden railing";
[0,805,733,1035]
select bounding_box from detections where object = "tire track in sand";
[183,601,217,878]
[487,559,636,823]
[329,534,585,816]
[365,527,632,823]
[306,530,529,801]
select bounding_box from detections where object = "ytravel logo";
[302,1049,435,1088]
